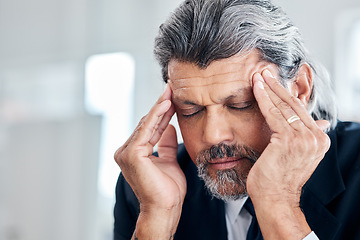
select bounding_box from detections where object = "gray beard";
[197,162,248,201]
[195,143,259,202]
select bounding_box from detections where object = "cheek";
[232,109,271,152]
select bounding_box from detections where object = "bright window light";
[354,21,360,79]
[335,14,360,121]
[85,52,135,198]
[349,20,360,120]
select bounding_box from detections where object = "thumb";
[315,120,331,132]
[157,124,178,160]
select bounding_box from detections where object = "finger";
[117,84,172,150]
[117,115,146,153]
[157,124,178,161]
[115,99,172,164]
[261,70,318,130]
[252,73,292,132]
[146,84,174,144]
[156,84,172,103]
[148,85,175,145]
[315,120,330,132]
[135,100,172,148]
[257,72,305,130]
[149,103,176,146]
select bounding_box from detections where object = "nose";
[202,109,234,146]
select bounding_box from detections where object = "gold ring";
[287,115,300,124]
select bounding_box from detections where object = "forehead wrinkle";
[169,64,247,80]
[171,78,250,92]
[224,87,253,101]
[172,85,253,106]
[168,70,249,86]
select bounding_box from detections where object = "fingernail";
[263,69,273,78]
[256,81,264,90]
[160,99,172,110]
[253,73,264,82]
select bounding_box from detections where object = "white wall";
[275,0,360,78]
[1,116,101,240]
[0,0,101,239]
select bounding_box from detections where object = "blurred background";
[0,0,359,239]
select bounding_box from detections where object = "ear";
[289,63,313,107]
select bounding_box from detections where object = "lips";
[208,157,245,170]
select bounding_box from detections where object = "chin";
[194,143,258,201]
[198,165,250,201]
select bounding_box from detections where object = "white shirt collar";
[225,196,249,225]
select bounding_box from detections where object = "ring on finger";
[287,115,301,124]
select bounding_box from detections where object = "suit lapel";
[300,129,345,240]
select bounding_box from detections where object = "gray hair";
[154,0,337,129]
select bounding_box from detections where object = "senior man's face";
[168,50,277,201]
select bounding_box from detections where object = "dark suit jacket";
[114,121,360,240]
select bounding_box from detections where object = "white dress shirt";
[225,196,319,240]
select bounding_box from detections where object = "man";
[113,0,360,239]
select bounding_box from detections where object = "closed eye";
[182,108,203,118]
[227,101,254,111]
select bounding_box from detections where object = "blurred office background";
[0,0,359,240]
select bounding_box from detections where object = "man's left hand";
[247,69,330,239]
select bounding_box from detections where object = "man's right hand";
[114,85,186,240]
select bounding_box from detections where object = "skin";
[114,50,331,240]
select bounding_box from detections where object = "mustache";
[196,143,260,164]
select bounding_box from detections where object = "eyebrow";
[172,86,253,106]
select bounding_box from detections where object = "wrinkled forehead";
[167,51,275,95]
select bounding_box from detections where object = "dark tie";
[244,198,264,240]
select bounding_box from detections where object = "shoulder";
[333,121,360,139]
[300,121,360,239]
[331,121,360,166]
